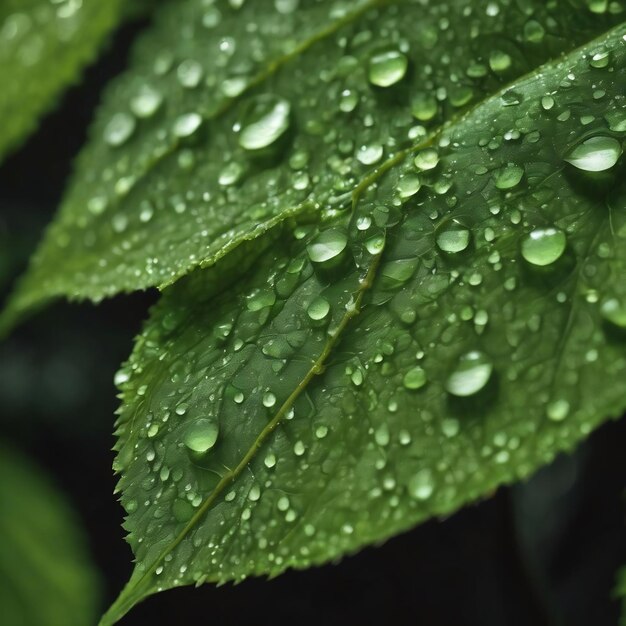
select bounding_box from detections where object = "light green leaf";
[0,0,124,162]
[0,443,101,626]
[3,0,624,332]
[102,18,626,625]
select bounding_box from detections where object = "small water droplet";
[403,366,427,390]
[547,399,570,421]
[104,113,135,147]
[408,469,434,500]
[600,298,626,328]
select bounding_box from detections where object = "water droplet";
[263,392,277,408]
[173,112,202,138]
[307,229,348,263]
[521,228,566,266]
[183,419,219,454]
[130,85,163,118]
[403,366,427,390]
[356,143,383,165]
[600,298,626,328]
[489,50,512,73]
[104,113,135,147]
[368,48,408,87]
[494,164,524,189]
[446,351,493,397]
[307,296,330,321]
[436,221,470,253]
[177,59,203,88]
[239,94,291,150]
[564,136,621,172]
[396,174,421,199]
[547,399,570,421]
[408,469,434,500]
[413,148,439,171]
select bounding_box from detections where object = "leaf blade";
[3,0,624,331]
[0,443,101,626]
[0,0,124,161]
[106,18,626,622]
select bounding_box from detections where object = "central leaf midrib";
[103,19,625,626]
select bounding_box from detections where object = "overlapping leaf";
[0,443,101,626]
[102,16,626,624]
[0,0,124,162]
[2,0,624,332]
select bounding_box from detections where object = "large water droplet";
[307,296,330,321]
[446,351,493,397]
[183,418,219,454]
[521,228,566,266]
[368,48,408,87]
[307,229,348,264]
[239,94,291,150]
[494,164,524,189]
[436,220,470,253]
[564,136,621,172]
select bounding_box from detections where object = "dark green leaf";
[2,0,623,332]
[0,0,124,162]
[102,18,626,624]
[0,443,101,626]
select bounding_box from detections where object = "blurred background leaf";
[0,442,101,626]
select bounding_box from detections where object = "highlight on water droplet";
[521,227,566,267]
[104,112,136,147]
[564,135,622,172]
[238,94,291,151]
[446,351,493,397]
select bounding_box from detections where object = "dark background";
[0,20,624,626]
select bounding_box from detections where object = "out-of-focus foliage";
[0,443,101,626]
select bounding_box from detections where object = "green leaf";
[0,0,124,162]
[2,0,624,333]
[102,17,626,625]
[0,443,101,626]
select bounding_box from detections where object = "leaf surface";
[3,0,624,331]
[103,18,626,624]
[0,443,101,626]
[0,0,124,162]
